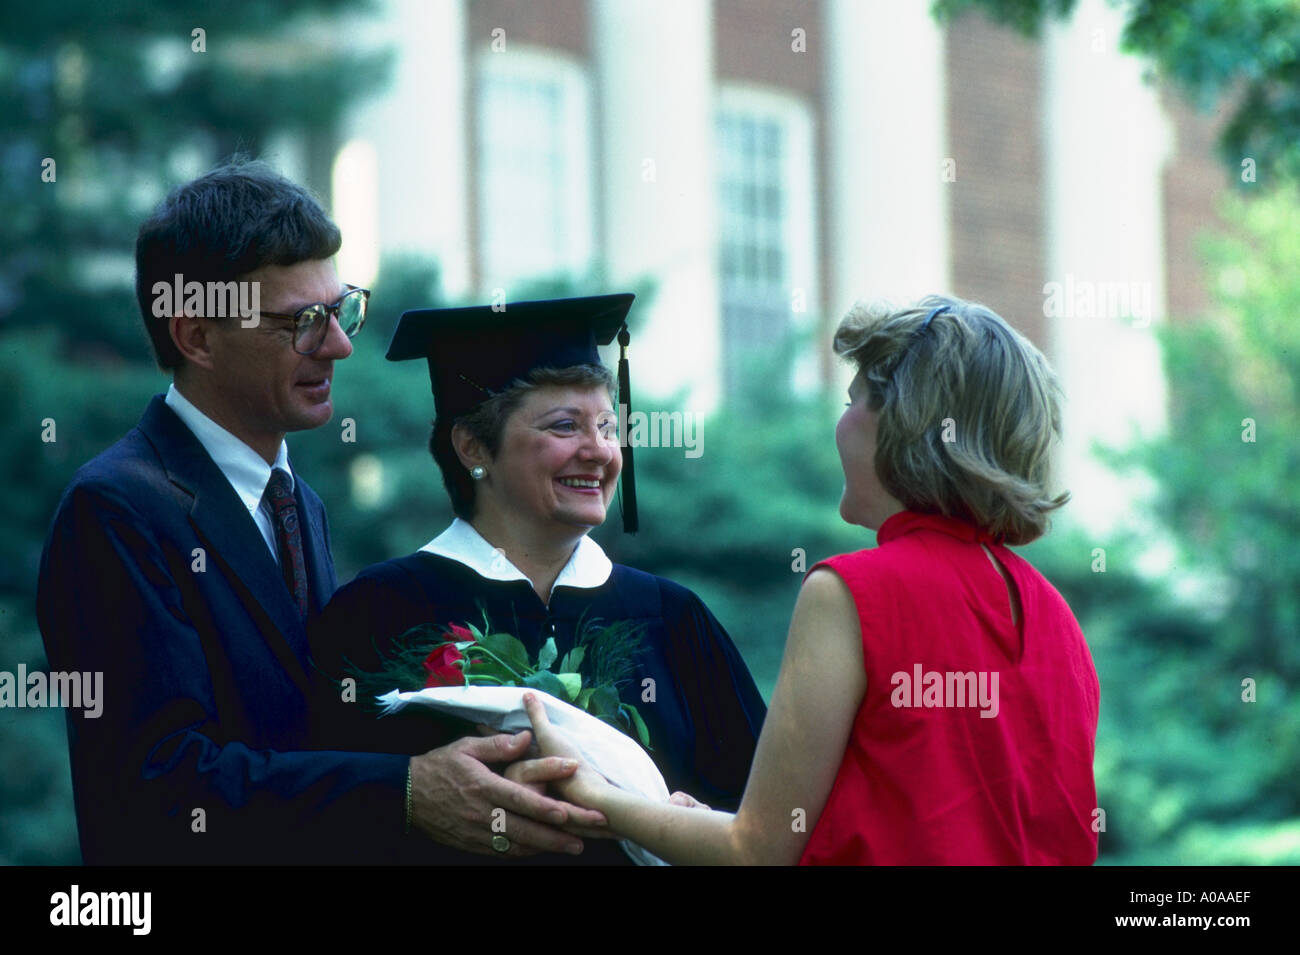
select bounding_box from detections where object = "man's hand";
[468,722,617,842]
[502,757,621,841]
[408,731,607,858]
[473,721,564,799]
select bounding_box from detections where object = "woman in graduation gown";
[308,293,766,865]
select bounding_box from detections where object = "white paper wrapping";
[376,685,669,866]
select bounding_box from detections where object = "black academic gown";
[308,550,767,865]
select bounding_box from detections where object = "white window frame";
[474,46,595,291]
[715,84,819,394]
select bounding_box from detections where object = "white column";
[824,0,950,316]
[338,0,470,298]
[591,0,720,410]
[1044,0,1171,538]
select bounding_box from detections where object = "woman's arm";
[526,566,866,865]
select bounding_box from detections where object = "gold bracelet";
[404,764,413,835]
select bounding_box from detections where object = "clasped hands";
[517,692,708,811]
[407,693,704,859]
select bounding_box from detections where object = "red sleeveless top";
[798,510,1100,865]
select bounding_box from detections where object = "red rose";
[447,623,476,643]
[423,643,465,687]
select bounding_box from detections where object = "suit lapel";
[138,396,312,674]
[294,474,337,616]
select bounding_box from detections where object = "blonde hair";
[833,294,1069,544]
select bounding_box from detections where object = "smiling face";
[200,258,352,459]
[473,384,622,539]
[836,370,904,531]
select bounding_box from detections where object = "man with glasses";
[35,161,402,863]
[35,158,389,863]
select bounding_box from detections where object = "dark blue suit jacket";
[37,395,409,864]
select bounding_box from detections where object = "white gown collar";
[420,518,613,590]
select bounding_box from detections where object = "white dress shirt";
[165,383,292,564]
[420,518,613,590]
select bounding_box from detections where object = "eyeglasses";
[258,285,370,355]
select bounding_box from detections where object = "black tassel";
[617,324,638,534]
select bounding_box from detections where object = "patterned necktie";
[265,468,309,619]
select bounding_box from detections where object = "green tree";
[1116,181,1300,810]
[0,1,389,356]
[1058,183,1300,863]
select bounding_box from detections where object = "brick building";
[310,0,1230,532]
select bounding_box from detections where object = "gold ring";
[491,834,510,853]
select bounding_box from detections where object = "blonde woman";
[524,294,1100,865]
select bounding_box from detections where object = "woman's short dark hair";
[833,294,1070,545]
[134,156,342,370]
[430,364,617,520]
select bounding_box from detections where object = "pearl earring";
[470,466,486,480]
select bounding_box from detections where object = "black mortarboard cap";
[387,293,639,533]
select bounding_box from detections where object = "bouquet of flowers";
[349,614,652,749]
[348,613,669,866]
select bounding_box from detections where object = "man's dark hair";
[134,156,342,370]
